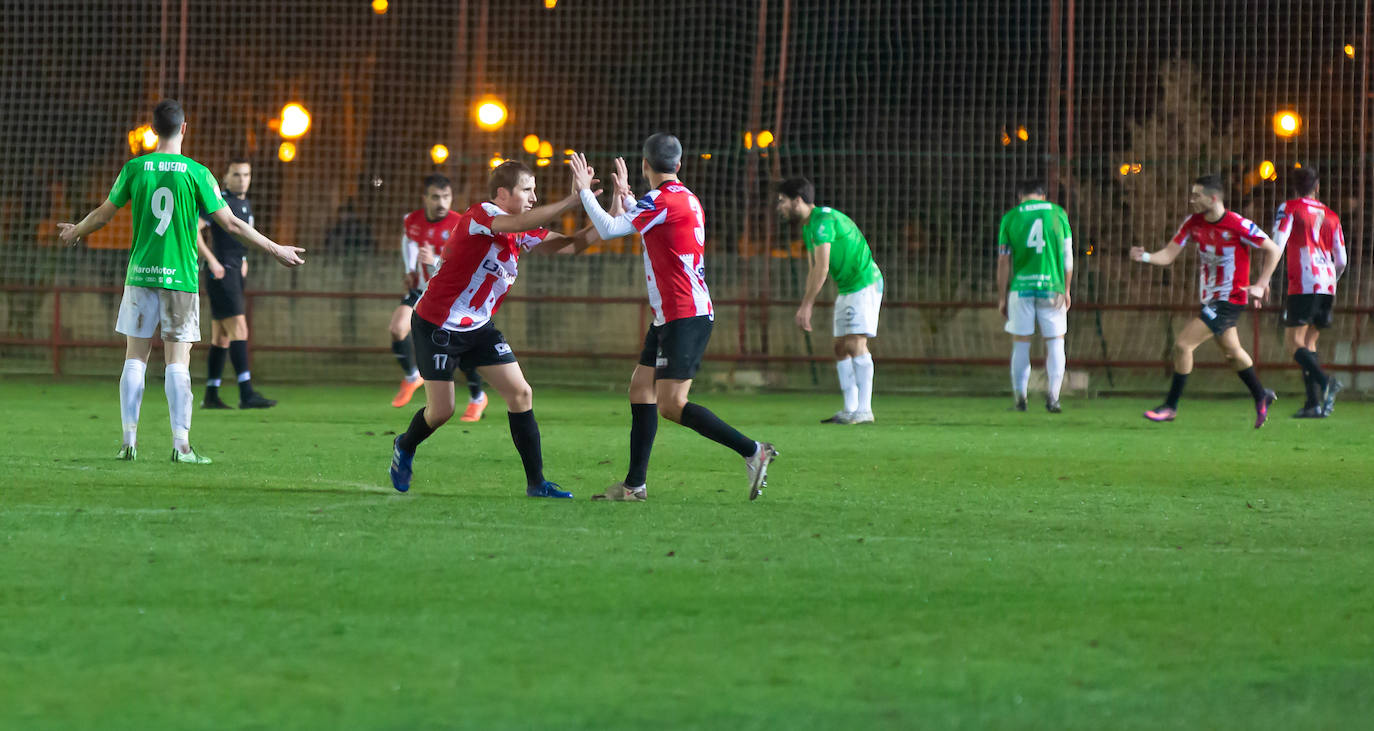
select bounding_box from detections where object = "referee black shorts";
[205,265,246,320]
[638,315,713,381]
[1283,293,1335,330]
[411,313,517,382]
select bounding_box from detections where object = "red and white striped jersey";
[415,201,549,331]
[1273,198,1347,295]
[1169,212,1269,305]
[401,209,462,292]
[630,182,713,325]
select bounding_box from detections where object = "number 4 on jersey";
[1026,218,1046,254]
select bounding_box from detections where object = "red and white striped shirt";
[630,182,713,325]
[401,209,461,292]
[1169,212,1269,305]
[415,201,548,331]
[1273,198,1347,295]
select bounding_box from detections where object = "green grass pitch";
[2,377,1372,730]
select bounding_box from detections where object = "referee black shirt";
[204,191,254,267]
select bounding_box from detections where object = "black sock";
[1164,372,1188,409]
[679,402,756,458]
[228,339,253,400]
[464,368,483,401]
[625,403,658,487]
[507,410,545,488]
[206,345,227,390]
[1237,366,1266,400]
[1294,348,1327,391]
[397,408,436,452]
[1295,351,1321,408]
[392,338,417,376]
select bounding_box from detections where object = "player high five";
[570,135,778,502]
[996,180,1073,413]
[777,177,883,424]
[58,100,304,463]
[1274,167,1348,417]
[1130,174,1282,427]
[388,161,596,496]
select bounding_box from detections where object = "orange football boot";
[391,377,424,408]
[459,392,488,422]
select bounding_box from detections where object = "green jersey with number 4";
[802,206,882,295]
[997,200,1071,296]
[108,152,227,293]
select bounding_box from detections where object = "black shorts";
[1199,300,1244,336]
[205,265,245,320]
[411,313,516,381]
[400,288,423,308]
[638,315,713,380]
[1283,293,1334,329]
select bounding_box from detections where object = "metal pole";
[1046,0,1061,200]
[740,0,770,359]
[158,0,168,96]
[1064,0,1074,208]
[178,0,188,93]
[1352,0,1370,388]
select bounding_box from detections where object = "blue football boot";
[390,436,414,493]
[526,480,573,499]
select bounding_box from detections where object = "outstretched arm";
[489,194,583,234]
[209,207,305,267]
[525,225,600,256]
[570,152,637,239]
[57,200,119,245]
[1130,241,1183,267]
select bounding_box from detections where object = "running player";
[996,180,1073,413]
[388,161,596,496]
[1274,167,1347,417]
[1130,174,1282,427]
[570,135,778,502]
[776,177,883,424]
[57,100,304,462]
[387,174,487,419]
[196,157,276,409]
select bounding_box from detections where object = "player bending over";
[387,174,486,419]
[59,100,304,462]
[776,177,883,424]
[1130,174,1282,427]
[388,161,596,496]
[1274,167,1347,418]
[570,135,778,502]
[996,180,1073,413]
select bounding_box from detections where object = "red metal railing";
[3,283,1371,376]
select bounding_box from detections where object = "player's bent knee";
[657,401,685,423]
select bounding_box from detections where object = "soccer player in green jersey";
[58,100,305,463]
[996,180,1073,413]
[778,177,883,424]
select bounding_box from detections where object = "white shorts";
[833,281,882,338]
[114,285,201,342]
[1004,291,1067,337]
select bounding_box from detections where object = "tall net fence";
[2,0,1371,393]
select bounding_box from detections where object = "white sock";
[165,363,193,452]
[836,357,858,413]
[1011,341,1031,397]
[852,353,874,414]
[236,370,251,383]
[1046,338,1066,402]
[404,370,422,383]
[119,359,147,447]
[206,378,222,388]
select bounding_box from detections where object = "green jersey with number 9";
[997,200,1071,296]
[107,152,227,293]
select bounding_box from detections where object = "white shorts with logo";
[833,281,882,338]
[114,285,201,342]
[1004,291,1067,337]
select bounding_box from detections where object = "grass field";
[2,376,1372,730]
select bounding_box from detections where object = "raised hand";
[613,157,632,199]
[568,152,596,193]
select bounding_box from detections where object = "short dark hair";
[488,161,533,200]
[423,173,452,192]
[226,157,251,169]
[1194,174,1225,199]
[778,177,815,205]
[642,133,682,174]
[152,99,184,138]
[1290,167,1319,197]
[1015,180,1047,198]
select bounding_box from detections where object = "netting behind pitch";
[2,1,1371,393]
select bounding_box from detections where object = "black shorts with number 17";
[411,313,516,381]
[638,315,713,380]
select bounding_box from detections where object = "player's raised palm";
[613,157,632,200]
[568,152,595,193]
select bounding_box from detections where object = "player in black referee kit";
[197,158,276,409]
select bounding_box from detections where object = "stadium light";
[474,97,508,131]
[278,141,297,162]
[1016,125,1029,141]
[1273,110,1302,138]
[537,140,553,158]
[1346,44,1356,59]
[743,131,753,149]
[128,125,158,153]
[279,103,311,139]
[430,144,449,164]
[488,155,504,169]
[371,0,388,13]
[757,130,774,148]
[535,158,551,167]
[522,135,540,154]
[1259,160,1277,181]
[544,0,557,7]
[1000,129,1012,147]
[700,153,712,160]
